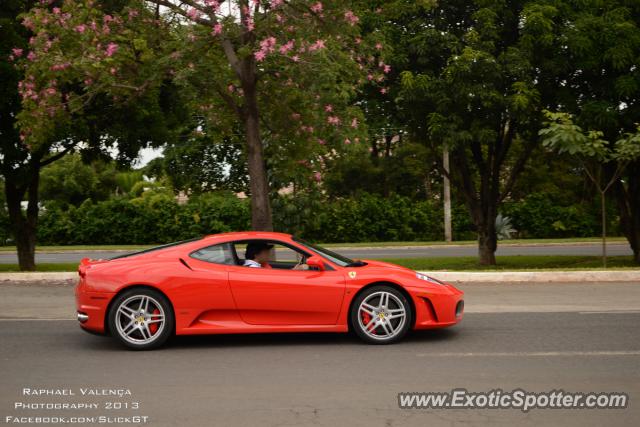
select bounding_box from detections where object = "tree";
[19,0,380,232]
[1,0,65,271]
[524,0,640,263]
[387,0,553,264]
[6,0,188,269]
[540,112,640,266]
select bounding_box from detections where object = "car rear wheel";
[350,286,412,344]
[108,288,173,350]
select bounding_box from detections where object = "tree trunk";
[478,222,497,265]
[443,145,452,242]
[600,190,607,268]
[242,82,273,231]
[615,161,640,264]
[5,165,40,271]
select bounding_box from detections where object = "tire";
[350,285,412,344]
[108,288,174,350]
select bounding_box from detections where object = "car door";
[228,240,346,325]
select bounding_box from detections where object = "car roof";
[202,231,293,242]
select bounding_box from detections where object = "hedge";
[0,191,607,245]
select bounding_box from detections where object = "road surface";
[0,281,639,426]
[0,242,633,264]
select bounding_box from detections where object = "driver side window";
[234,240,309,270]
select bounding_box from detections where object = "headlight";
[416,272,446,285]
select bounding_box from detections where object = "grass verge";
[382,256,639,271]
[0,256,637,272]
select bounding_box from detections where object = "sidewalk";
[1,270,638,283]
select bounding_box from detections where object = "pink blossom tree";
[18,0,387,230]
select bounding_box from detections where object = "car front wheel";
[350,286,412,344]
[108,289,173,350]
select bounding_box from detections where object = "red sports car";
[76,232,464,350]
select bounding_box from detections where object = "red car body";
[76,232,464,339]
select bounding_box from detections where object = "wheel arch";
[347,281,416,331]
[104,284,176,336]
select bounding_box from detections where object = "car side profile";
[75,232,464,350]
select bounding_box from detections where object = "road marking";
[416,351,640,357]
[579,310,640,314]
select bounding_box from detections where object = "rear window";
[109,237,203,260]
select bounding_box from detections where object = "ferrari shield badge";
[348,271,357,279]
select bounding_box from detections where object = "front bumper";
[410,283,464,329]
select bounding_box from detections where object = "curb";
[0,270,638,283]
[425,271,640,283]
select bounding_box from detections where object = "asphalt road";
[0,242,633,264]
[0,282,639,426]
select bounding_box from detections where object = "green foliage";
[540,111,640,162]
[502,193,607,238]
[37,193,251,245]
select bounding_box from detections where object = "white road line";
[416,351,640,357]
[579,310,640,314]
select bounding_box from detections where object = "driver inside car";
[243,242,308,270]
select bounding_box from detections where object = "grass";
[0,237,628,252]
[324,237,628,247]
[1,256,637,272]
[382,256,639,271]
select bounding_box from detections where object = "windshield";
[293,237,358,267]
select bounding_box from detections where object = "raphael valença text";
[22,388,132,397]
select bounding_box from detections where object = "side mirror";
[306,255,325,271]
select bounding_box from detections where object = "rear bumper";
[75,284,113,334]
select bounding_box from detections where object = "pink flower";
[310,2,323,13]
[53,7,61,14]
[279,40,294,54]
[228,84,235,93]
[375,42,383,50]
[187,8,201,20]
[74,24,86,33]
[254,50,267,61]
[351,118,358,128]
[212,23,222,35]
[309,39,325,51]
[26,51,36,61]
[317,138,326,145]
[380,87,388,94]
[272,0,283,7]
[383,64,391,74]
[103,15,113,24]
[313,172,322,182]
[128,9,139,19]
[12,48,23,57]
[344,11,359,26]
[291,55,300,62]
[260,36,277,52]
[324,104,333,112]
[105,43,118,57]
[204,0,220,11]
[327,116,340,125]
[344,138,351,144]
